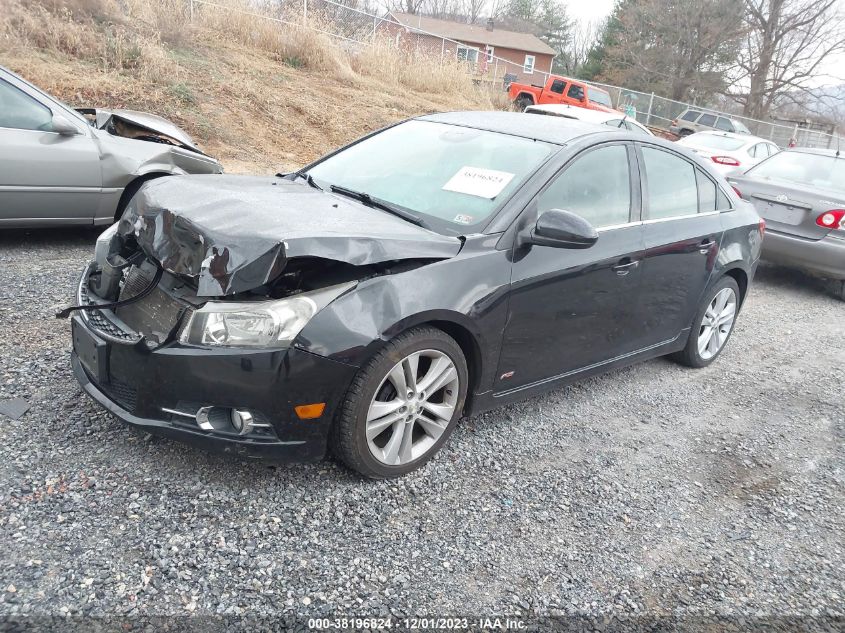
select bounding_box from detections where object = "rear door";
[634,144,726,348]
[497,142,646,390]
[0,76,102,225]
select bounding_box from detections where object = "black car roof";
[419,111,606,145]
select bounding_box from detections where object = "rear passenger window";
[696,170,717,212]
[641,146,698,219]
[681,110,700,122]
[538,144,631,228]
[550,79,565,94]
[698,114,716,127]
[716,189,731,210]
[567,84,585,101]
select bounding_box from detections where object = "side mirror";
[51,114,79,136]
[523,209,598,249]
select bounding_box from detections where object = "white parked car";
[676,131,779,175]
[524,103,654,136]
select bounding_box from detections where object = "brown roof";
[388,12,556,56]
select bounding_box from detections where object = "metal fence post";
[372,16,377,42]
[646,92,654,126]
[188,0,193,22]
[303,0,307,26]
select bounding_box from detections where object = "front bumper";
[71,314,358,461]
[762,229,845,280]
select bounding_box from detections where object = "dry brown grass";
[0,0,506,172]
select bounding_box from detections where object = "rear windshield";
[747,151,845,193]
[587,88,612,108]
[687,135,746,151]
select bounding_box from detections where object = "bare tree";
[556,19,599,75]
[736,0,845,120]
[597,0,744,102]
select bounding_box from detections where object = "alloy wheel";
[698,287,737,361]
[365,349,460,466]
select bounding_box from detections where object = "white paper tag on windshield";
[442,166,515,199]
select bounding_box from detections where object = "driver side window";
[0,80,53,131]
[537,144,632,228]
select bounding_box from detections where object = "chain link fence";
[190,0,840,150]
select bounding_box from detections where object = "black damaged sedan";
[68,112,763,478]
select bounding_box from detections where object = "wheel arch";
[721,266,749,306]
[380,311,486,414]
[114,172,172,220]
[515,91,536,105]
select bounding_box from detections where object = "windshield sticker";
[443,166,515,199]
[453,214,474,225]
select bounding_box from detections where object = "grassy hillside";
[1,0,507,173]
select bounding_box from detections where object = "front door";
[0,78,102,225]
[497,142,645,391]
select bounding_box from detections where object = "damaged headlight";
[180,282,355,348]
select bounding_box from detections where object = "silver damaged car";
[0,65,222,228]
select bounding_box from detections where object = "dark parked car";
[66,112,763,478]
[727,148,845,300]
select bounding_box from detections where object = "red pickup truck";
[509,75,616,113]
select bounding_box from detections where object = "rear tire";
[678,129,693,137]
[672,276,741,368]
[514,95,533,111]
[330,327,468,479]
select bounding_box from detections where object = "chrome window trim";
[595,209,722,233]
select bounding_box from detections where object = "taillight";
[731,185,743,198]
[712,156,741,166]
[816,209,845,230]
[758,217,766,235]
[671,119,678,126]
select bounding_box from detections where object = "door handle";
[699,239,716,254]
[612,259,640,276]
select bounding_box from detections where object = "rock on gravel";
[0,228,843,628]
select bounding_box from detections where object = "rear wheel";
[514,95,533,111]
[678,129,694,137]
[330,327,468,478]
[673,276,740,368]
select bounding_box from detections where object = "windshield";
[747,151,845,193]
[588,88,612,108]
[306,120,555,230]
[685,135,746,151]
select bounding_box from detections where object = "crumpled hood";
[82,107,202,153]
[118,175,463,297]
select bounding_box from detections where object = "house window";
[485,45,494,63]
[523,55,535,74]
[457,45,479,63]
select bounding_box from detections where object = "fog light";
[230,409,254,435]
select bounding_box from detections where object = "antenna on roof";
[618,112,628,129]
[836,133,841,158]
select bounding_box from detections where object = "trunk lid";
[728,175,845,240]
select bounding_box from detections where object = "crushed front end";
[68,225,358,461]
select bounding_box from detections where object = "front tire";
[673,276,740,368]
[330,327,468,478]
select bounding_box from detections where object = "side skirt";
[465,330,689,417]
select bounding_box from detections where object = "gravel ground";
[0,228,843,630]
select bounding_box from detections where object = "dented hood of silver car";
[81,107,202,153]
[118,175,463,297]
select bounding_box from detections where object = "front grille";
[100,377,138,412]
[78,278,140,343]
